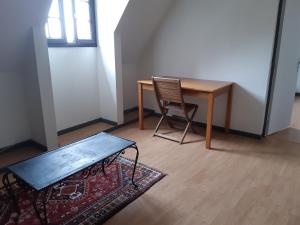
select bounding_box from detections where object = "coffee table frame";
[2,143,139,225]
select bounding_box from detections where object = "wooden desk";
[137,78,234,149]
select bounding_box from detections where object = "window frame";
[47,0,97,48]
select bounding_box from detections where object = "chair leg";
[153,115,165,136]
[190,106,198,121]
[180,121,191,144]
[154,106,198,144]
[190,107,198,134]
[180,106,198,143]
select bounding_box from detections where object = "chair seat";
[165,102,198,113]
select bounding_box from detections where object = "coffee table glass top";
[8,132,135,191]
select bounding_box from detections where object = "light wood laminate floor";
[1,117,300,225]
[58,121,113,147]
[106,117,300,225]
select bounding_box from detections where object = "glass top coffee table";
[2,132,139,225]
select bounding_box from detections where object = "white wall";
[49,48,101,131]
[122,64,138,110]
[296,63,300,93]
[114,32,125,122]
[0,0,51,72]
[24,32,47,146]
[117,0,173,113]
[24,26,58,150]
[0,72,31,148]
[138,0,279,135]
[32,26,58,149]
[118,0,173,64]
[267,0,300,134]
[49,0,130,131]
[96,0,129,124]
[0,0,53,148]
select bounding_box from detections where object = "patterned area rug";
[0,157,165,225]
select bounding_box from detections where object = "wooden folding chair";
[152,76,198,144]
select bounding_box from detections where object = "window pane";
[46,0,96,46]
[48,18,62,39]
[76,20,92,40]
[63,0,75,43]
[49,0,60,18]
[75,0,90,20]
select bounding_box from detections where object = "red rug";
[0,157,165,225]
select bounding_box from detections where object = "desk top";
[8,133,135,191]
[138,78,233,93]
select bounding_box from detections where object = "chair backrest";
[152,77,185,110]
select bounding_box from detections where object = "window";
[45,0,97,47]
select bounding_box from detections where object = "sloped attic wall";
[118,0,174,64]
[95,0,129,124]
[116,0,173,110]
[0,0,57,149]
[0,0,50,72]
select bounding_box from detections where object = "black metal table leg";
[130,145,139,188]
[2,172,20,223]
[32,189,48,225]
[102,152,122,175]
[100,145,140,188]
[101,160,106,175]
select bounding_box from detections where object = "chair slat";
[152,76,198,144]
[153,77,183,104]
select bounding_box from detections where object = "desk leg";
[206,93,214,149]
[225,85,233,133]
[138,83,144,130]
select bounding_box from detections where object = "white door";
[266,0,300,135]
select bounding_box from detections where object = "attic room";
[1,0,300,224]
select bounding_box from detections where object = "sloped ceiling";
[118,0,173,64]
[0,0,51,72]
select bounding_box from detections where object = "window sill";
[48,43,97,48]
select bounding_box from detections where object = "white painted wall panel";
[49,48,101,131]
[32,26,58,149]
[96,0,129,124]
